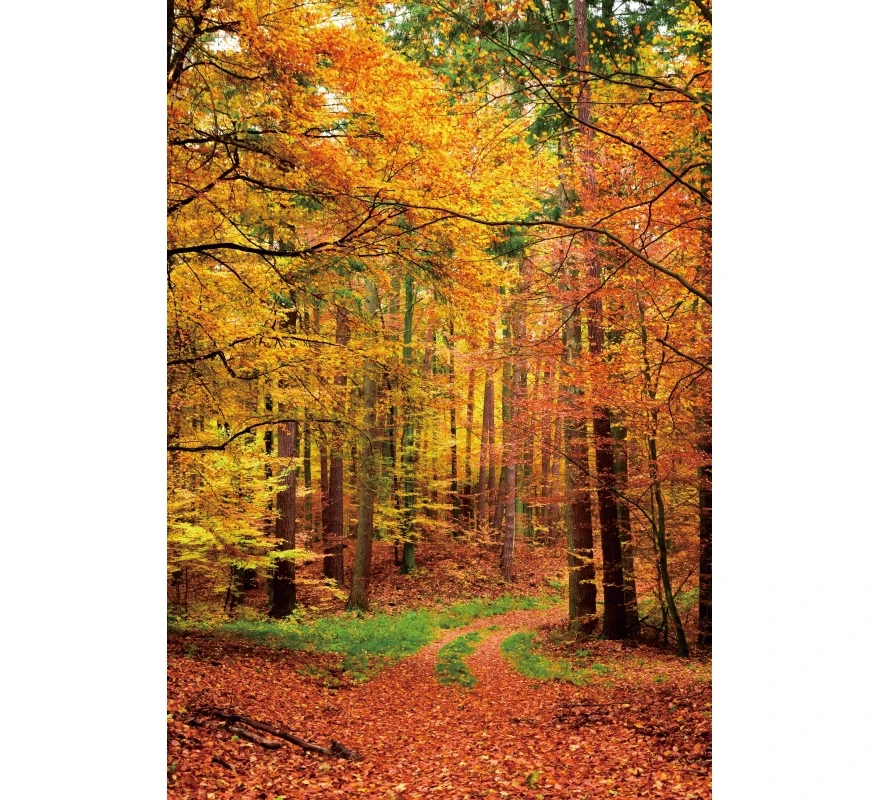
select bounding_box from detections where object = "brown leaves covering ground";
[168,604,711,799]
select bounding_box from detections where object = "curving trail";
[333,606,565,795]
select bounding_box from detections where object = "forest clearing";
[168,0,711,796]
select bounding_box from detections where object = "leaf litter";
[169,604,710,799]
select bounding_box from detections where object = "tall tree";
[400,274,418,573]
[323,303,350,587]
[270,413,298,618]
[348,280,380,611]
[564,298,597,636]
[698,413,712,647]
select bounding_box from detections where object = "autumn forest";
[168,0,712,797]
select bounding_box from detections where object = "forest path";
[327,604,587,797]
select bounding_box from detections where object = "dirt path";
[168,607,711,799]
[321,605,570,797]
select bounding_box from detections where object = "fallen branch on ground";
[189,706,362,761]
[226,725,282,749]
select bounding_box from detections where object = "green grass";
[170,594,556,682]
[500,631,592,686]
[217,610,437,680]
[435,594,551,629]
[434,630,489,687]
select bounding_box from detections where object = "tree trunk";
[400,274,417,573]
[567,420,597,636]
[348,280,380,611]
[612,421,639,635]
[573,0,626,641]
[697,414,712,647]
[319,434,329,544]
[270,407,298,618]
[476,360,495,531]
[447,321,460,532]
[500,309,522,581]
[462,366,475,524]
[593,413,626,638]
[323,304,350,586]
[564,301,597,636]
[648,416,689,657]
[549,416,562,545]
[302,419,313,546]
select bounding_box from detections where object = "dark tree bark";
[270,412,298,618]
[573,0,627,639]
[593,414,626,638]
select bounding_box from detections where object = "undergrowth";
[500,631,592,686]
[435,594,550,629]
[170,594,553,682]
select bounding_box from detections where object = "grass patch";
[436,594,552,629]
[170,594,554,682]
[500,631,592,686]
[435,630,488,687]
[217,611,437,680]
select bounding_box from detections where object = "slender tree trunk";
[648,414,689,656]
[476,358,495,531]
[348,280,380,611]
[567,420,597,635]
[462,366,475,525]
[612,421,639,634]
[486,338,498,531]
[564,301,597,635]
[270,412,298,618]
[520,362,533,542]
[302,419,313,546]
[550,416,562,545]
[447,321,460,532]
[323,304,349,586]
[492,464,508,534]
[637,302,688,655]
[697,413,712,647]
[400,274,417,573]
[540,366,553,542]
[500,309,523,580]
[319,434,329,543]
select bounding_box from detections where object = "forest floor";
[168,596,711,799]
